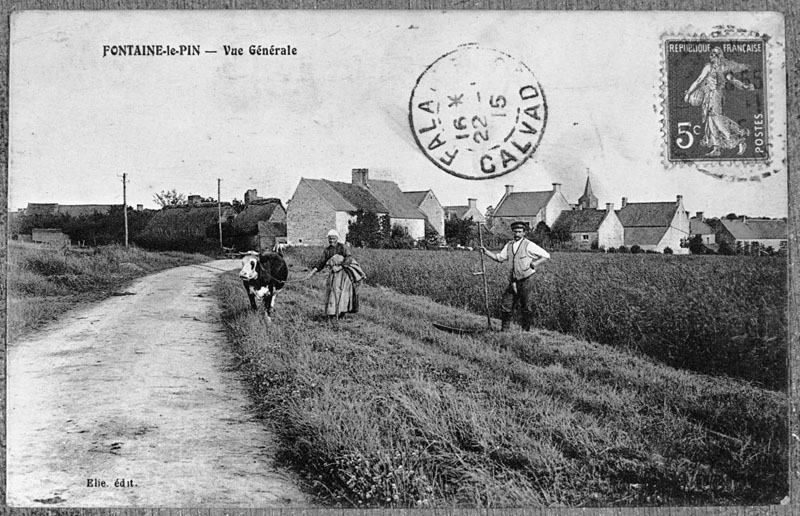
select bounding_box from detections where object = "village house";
[404,190,445,238]
[616,195,690,254]
[139,196,237,244]
[230,190,286,252]
[286,168,426,246]
[552,176,624,250]
[712,217,787,254]
[488,183,572,234]
[444,198,486,224]
[689,212,718,252]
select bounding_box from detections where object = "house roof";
[404,191,430,207]
[233,199,284,234]
[320,179,389,213]
[257,221,287,237]
[368,180,426,219]
[493,191,554,217]
[721,219,787,240]
[59,204,116,217]
[143,204,236,235]
[617,202,677,227]
[690,217,714,235]
[555,209,607,232]
[445,205,470,218]
[624,226,669,246]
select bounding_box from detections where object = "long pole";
[122,173,129,248]
[218,178,223,249]
[478,223,491,330]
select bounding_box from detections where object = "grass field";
[289,247,787,391]
[214,254,788,508]
[6,242,209,341]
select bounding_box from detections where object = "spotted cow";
[238,251,288,318]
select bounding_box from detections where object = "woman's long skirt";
[325,269,357,316]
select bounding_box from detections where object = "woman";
[683,46,755,157]
[306,229,365,319]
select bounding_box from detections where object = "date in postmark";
[664,38,768,163]
[409,44,547,180]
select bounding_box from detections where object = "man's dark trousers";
[500,275,534,331]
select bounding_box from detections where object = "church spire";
[578,170,598,209]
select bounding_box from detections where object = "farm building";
[404,190,445,237]
[24,203,118,217]
[287,168,426,245]
[553,203,624,250]
[31,228,70,246]
[690,212,718,252]
[712,217,787,254]
[139,201,237,249]
[617,195,690,254]
[488,183,572,234]
[444,198,486,224]
[231,195,287,252]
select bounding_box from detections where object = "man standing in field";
[480,221,550,331]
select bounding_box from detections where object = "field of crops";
[289,247,787,390]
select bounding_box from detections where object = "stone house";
[690,212,718,252]
[712,217,787,254]
[231,194,286,251]
[617,195,690,254]
[489,183,572,233]
[444,198,486,224]
[554,203,624,250]
[286,168,426,246]
[404,190,445,237]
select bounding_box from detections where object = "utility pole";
[218,178,223,249]
[122,173,129,248]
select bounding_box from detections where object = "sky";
[9,10,788,219]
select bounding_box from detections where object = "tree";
[153,189,186,207]
[445,216,475,247]
[231,198,246,214]
[718,241,735,255]
[688,234,706,254]
[550,219,572,248]
[725,213,739,220]
[529,221,552,248]
[347,210,386,248]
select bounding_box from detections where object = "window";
[582,234,589,240]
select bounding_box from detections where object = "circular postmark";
[409,45,547,180]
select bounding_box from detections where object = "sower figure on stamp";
[306,229,365,321]
[683,46,755,157]
[480,221,550,331]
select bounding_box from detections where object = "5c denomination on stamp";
[409,45,547,180]
[664,39,767,163]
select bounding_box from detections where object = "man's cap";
[510,221,527,231]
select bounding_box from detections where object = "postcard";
[7,10,790,510]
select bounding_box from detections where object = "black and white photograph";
[4,7,795,511]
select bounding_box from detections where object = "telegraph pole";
[218,178,223,249]
[122,173,129,248]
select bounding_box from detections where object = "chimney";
[352,168,369,187]
[468,198,477,209]
[606,203,614,212]
[188,195,201,205]
[244,189,259,204]
[136,204,143,212]
[505,185,514,196]
[696,211,704,221]
[676,195,683,204]
[621,197,628,208]
[552,183,561,193]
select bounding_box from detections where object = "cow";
[238,250,288,318]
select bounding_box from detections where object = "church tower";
[578,173,598,210]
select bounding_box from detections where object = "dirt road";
[6,260,311,507]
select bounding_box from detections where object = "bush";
[664,247,674,254]
[618,245,629,254]
[630,245,642,254]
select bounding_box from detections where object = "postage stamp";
[409,44,547,180]
[663,37,769,164]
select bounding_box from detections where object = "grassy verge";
[214,258,787,508]
[289,247,787,390]
[6,242,210,341]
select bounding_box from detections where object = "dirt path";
[6,259,311,508]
